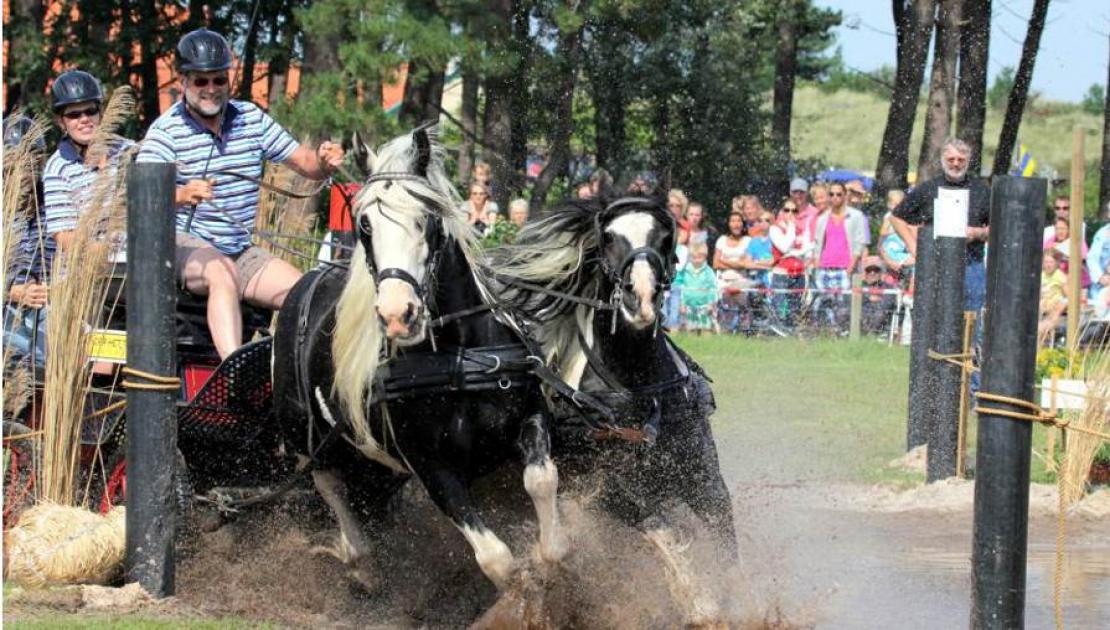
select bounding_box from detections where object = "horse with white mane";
[271,127,566,590]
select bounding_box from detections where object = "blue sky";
[816,0,1110,103]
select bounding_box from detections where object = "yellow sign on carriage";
[87,329,127,364]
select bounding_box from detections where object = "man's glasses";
[191,75,229,88]
[830,192,845,197]
[63,106,100,121]
[1055,205,1070,211]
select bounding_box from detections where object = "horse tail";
[332,241,383,449]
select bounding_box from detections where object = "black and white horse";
[488,196,738,624]
[271,128,566,589]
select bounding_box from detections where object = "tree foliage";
[3,0,841,223]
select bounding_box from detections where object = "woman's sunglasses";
[781,207,797,213]
[63,106,100,121]
[191,75,229,88]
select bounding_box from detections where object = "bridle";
[354,171,446,331]
[594,197,677,334]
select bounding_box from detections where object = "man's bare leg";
[184,248,242,359]
[243,257,303,310]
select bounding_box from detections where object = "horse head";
[596,197,677,331]
[349,125,456,345]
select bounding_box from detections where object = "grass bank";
[791,84,1103,184]
[672,334,1058,486]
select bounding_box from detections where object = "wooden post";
[1067,127,1084,350]
[928,218,967,482]
[907,226,938,451]
[125,161,178,597]
[849,273,862,341]
[956,310,977,479]
[971,175,1046,629]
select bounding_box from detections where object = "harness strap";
[492,273,615,311]
[292,267,349,462]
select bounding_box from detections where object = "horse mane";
[486,197,607,384]
[332,128,475,447]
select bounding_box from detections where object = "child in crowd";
[1039,251,1068,346]
[675,243,718,333]
[741,212,775,287]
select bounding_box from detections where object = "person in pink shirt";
[812,182,868,331]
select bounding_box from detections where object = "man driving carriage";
[136,28,344,359]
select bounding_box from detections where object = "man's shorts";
[175,232,274,298]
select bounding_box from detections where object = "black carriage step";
[177,337,275,443]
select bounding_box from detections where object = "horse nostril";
[402,302,418,327]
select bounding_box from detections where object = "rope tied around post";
[974,391,1110,441]
[120,366,181,392]
[926,349,978,372]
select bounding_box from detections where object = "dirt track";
[7,344,1110,628]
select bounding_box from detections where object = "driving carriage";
[2,270,284,527]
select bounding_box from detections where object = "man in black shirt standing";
[889,138,991,311]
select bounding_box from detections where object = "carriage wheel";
[99,454,128,514]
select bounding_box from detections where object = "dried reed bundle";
[3,503,126,586]
[255,162,320,272]
[1061,350,1110,506]
[2,114,49,424]
[38,87,136,505]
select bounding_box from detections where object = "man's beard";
[186,91,226,118]
[943,165,968,181]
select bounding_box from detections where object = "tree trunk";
[875,0,937,194]
[302,20,341,75]
[459,65,479,186]
[991,0,1050,176]
[529,6,582,212]
[956,0,990,177]
[508,2,532,186]
[237,10,263,102]
[266,9,295,105]
[1100,30,1110,219]
[136,0,163,125]
[399,60,446,127]
[916,0,962,183]
[588,17,627,176]
[772,0,802,194]
[482,0,515,209]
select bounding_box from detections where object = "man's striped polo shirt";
[136,99,299,255]
[43,137,134,237]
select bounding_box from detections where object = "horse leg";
[642,518,724,628]
[519,412,569,564]
[418,464,515,588]
[310,468,377,591]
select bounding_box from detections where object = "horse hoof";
[310,544,346,562]
[538,534,570,564]
[346,567,380,594]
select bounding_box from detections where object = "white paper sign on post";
[933,187,969,239]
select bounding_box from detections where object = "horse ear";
[412,125,432,178]
[350,130,376,175]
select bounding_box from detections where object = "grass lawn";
[672,334,1059,486]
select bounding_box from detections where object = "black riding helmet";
[3,116,46,151]
[177,28,233,73]
[51,70,104,113]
